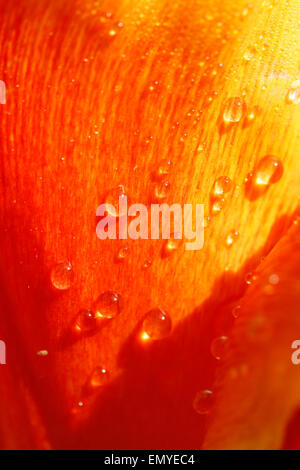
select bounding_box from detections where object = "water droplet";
[286,80,300,104]
[156,159,172,179]
[37,350,48,357]
[142,308,172,340]
[254,155,283,187]
[153,181,170,200]
[89,366,110,388]
[232,304,241,318]
[245,272,257,285]
[245,105,262,123]
[243,47,257,61]
[74,309,99,333]
[211,198,225,215]
[142,259,152,269]
[212,176,232,196]
[117,246,129,261]
[193,389,213,415]
[94,291,122,319]
[269,273,279,285]
[210,336,228,360]
[225,230,239,247]
[162,237,181,257]
[50,261,73,290]
[223,97,246,123]
[105,185,127,217]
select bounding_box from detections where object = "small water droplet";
[117,246,129,261]
[225,230,239,247]
[74,309,99,333]
[245,272,257,285]
[105,185,127,217]
[142,259,152,269]
[153,181,170,200]
[50,261,73,290]
[210,336,228,360]
[232,304,241,318]
[193,389,213,415]
[269,273,279,285]
[223,97,246,123]
[156,159,172,179]
[94,291,122,319]
[142,308,172,340]
[89,366,110,387]
[37,350,48,357]
[212,176,232,197]
[243,47,257,61]
[162,237,181,257]
[211,198,225,215]
[286,80,300,104]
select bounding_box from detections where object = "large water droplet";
[254,155,283,186]
[105,185,127,217]
[193,389,213,415]
[223,97,246,123]
[50,262,73,290]
[210,336,228,360]
[89,366,110,388]
[94,291,122,319]
[142,308,172,340]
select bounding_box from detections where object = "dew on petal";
[254,155,283,187]
[269,273,279,285]
[142,308,172,340]
[50,261,73,290]
[225,230,239,247]
[117,246,129,261]
[286,80,300,104]
[211,198,225,215]
[223,97,246,123]
[193,389,213,415]
[162,237,181,257]
[243,47,257,61]
[89,366,110,388]
[212,176,233,197]
[37,350,48,357]
[232,304,241,318]
[210,336,228,360]
[94,291,122,319]
[245,272,257,285]
[153,181,170,200]
[105,185,127,217]
[74,309,99,333]
[156,159,172,179]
